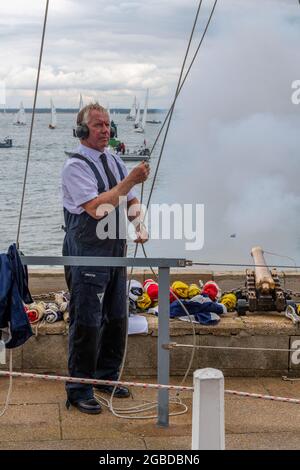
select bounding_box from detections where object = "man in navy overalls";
[62,103,149,414]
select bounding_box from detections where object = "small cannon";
[237,246,293,315]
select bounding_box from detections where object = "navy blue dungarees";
[63,153,127,402]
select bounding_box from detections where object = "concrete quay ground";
[1,375,300,450]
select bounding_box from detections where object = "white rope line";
[166,342,299,353]
[0,370,193,391]
[94,393,188,420]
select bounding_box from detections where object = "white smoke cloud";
[143,0,300,266]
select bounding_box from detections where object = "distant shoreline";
[0,108,166,114]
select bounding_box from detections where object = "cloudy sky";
[1,0,300,264]
[0,0,296,110]
[0,0,216,109]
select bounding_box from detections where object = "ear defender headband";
[73,123,89,139]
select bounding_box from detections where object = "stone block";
[281,272,300,293]
[28,269,67,295]
[195,334,289,373]
[241,313,299,335]
[0,345,22,370]
[22,334,68,373]
[124,335,157,376]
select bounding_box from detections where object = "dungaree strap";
[70,153,105,193]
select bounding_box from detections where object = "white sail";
[49,99,57,128]
[141,89,149,131]
[79,93,84,111]
[127,96,136,120]
[14,101,26,125]
[107,103,111,121]
[134,102,140,128]
[135,89,149,133]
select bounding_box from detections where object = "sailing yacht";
[107,103,111,121]
[13,101,26,126]
[48,99,57,129]
[133,102,141,129]
[135,89,149,133]
[79,93,84,110]
[126,96,137,121]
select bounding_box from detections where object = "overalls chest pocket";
[78,270,110,327]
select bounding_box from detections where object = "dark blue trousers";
[63,216,127,402]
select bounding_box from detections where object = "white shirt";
[61,144,136,214]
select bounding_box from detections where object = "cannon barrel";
[251,246,275,293]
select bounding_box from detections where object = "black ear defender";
[110,127,115,139]
[73,123,89,139]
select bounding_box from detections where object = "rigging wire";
[145,0,218,211]
[116,1,219,419]
[113,0,221,419]
[0,0,50,420]
[192,261,300,269]
[16,0,50,248]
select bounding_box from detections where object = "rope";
[94,393,188,420]
[16,0,50,248]
[140,243,197,391]
[145,0,205,211]
[225,389,300,405]
[0,350,13,417]
[165,342,300,353]
[0,370,193,391]
[126,0,219,411]
[145,0,218,211]
[1,369,300,409]
[121,0,216,420]
[192,261,300,269]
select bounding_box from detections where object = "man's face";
[84,109,110,151]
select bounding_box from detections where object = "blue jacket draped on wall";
[0,244,33,349]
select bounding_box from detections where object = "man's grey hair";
[77,102,109,125]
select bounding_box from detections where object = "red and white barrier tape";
[0,370,193,391]
[225,389,300,404]
[1,370,299,405]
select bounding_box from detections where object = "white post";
[192,368,225,450]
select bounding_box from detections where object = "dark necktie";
[100,153,118,189]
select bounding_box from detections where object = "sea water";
[0,111,164,257]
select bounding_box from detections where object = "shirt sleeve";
[62,160,99,208]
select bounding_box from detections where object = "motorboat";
[118,147,150,162]
[146,119,162,124]
[0,137,12,148]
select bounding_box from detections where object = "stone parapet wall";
[4,269,299,376]
[2,311,300,377]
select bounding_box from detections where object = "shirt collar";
[77,143,107,161]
